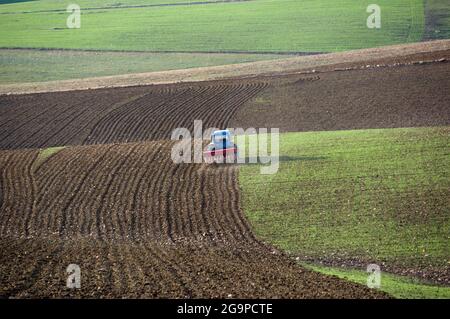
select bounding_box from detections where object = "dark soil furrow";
[90,145,139,239]
[0,150,37,237]
[41,146,113,237]
[149,86,221,140]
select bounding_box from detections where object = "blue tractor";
[203,129,238,164]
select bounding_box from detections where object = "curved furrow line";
[78,145,138,238]
[141,143,173,240]
[0,152,14,217]
[89,92,169,145]
[0,89,154,149]
[209,167,242,243]
[132,86,210,141]
[186,84,243,130]
[226,166,263,246]
[0,150,37,237]
[34,102,101,148]
[182,164,202,239]
[81,93,150,145]
[206,83,259,130]
[223,166,255,243]
[104,144,152,240]
[37,97,127,148]
[0,152,16,236]
[0,101,61,145]
[88,145,137,239]
[85,89,182,145]
[175,162,201,239]
[111,92,171,142]
[155,150,179,242]
[178,84,254,145]
[23,150,39,237]
[143,87,215,140]
[206,167,231,243]
[191,167,209,240]
[163,162,185,241]
[33,147,94,236]
[222,166,252,242]
[206,166,237,243]
[33,147,86,202]
[66,92,153,146]
[31,89,134,148]
[4,101,85,149]
[159,84,236,137]
[90,144,140,240]
[150,85,229,140]
[126,88,197,142]
[128,145,161,240]
[55,145,115,238]
[128,143,166,240]
[143,143,175,241]
[128,88,189,141]
[34,145,113,237]
[30,148,91,235]
[197,170,222,243]
[185,83,247,126]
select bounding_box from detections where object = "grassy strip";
[302,262,450,299]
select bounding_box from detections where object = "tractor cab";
[203,129,238,164]
[211,130,233,148]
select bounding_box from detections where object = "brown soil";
[0,143,389,298]
[230,61,450,131]
[1,60,449,151]
[0,81,267,150]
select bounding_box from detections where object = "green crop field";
[2,0,446,84]
[0,0,425,52]
[239,127,450,287]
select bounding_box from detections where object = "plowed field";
[1,51,449,298]
[0,81,268,150]
[0,143,388,298]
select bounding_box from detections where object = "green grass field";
[239,127,450,288]
[0,0,432,83]
[0,0,425,52]
[302,263,450,299]
[0,49,289,84]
